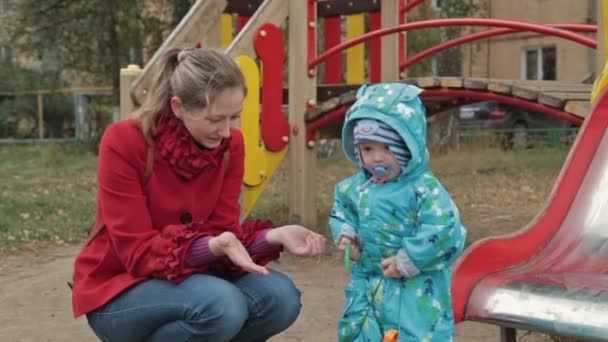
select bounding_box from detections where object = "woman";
[71,47,326,341]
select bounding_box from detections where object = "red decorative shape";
[451,90,608,323]
[254,23,289,151]
[369,12,381,83]
[323,16,342,84]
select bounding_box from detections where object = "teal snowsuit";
[329,83,467,342]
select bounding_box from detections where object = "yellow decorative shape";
[235,55,264,187]
[235,55,288,219]
[221,14,233,49]
[592,1,608,103]
[346,14,365,84]
[241,148,287,219]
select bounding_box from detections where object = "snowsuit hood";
[342,83,429,178]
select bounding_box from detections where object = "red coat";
[72,119,275,317]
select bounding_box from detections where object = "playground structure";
[118,0,608,340]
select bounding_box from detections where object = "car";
[459,101,576,149]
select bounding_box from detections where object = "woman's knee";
[265,271,302,328]
[189,281,249,339]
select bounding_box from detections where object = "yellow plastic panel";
[235,55,265,187]
[241,148,287,219]
[592,1,608,103]
[345,14,365,84]
[221,14,233,49]
[235,55,288,219]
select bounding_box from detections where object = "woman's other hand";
[266,225,327,257]
[337,237,360,261]
[208,232,270,275]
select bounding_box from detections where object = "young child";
[329,83,467,341]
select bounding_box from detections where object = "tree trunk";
[107,0,121,119]
[427,109,460,155]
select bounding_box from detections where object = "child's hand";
[338,237,360,260]
[381,257,402,278]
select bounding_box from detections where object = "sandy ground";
[0,244,526,342]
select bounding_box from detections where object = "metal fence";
[460,127,580,150]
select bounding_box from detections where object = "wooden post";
[37,93,44,139]
[597,0,606,81]
[205,14,223,48]
[381,0,399,82]
[120,64,142,120]
[288,1,317,227]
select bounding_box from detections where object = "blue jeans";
[86,270,301,342]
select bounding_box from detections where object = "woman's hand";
[337,237,360,261]
[381,257,402,278]
[208,232,270,275]
[266,225,327,257]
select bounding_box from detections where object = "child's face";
[358,141,402,177]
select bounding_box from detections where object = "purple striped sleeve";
[185,236,221,267]
[247,229,282,256]
[185,229,282,267]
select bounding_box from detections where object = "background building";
[462,0,597,82]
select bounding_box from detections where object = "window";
[0,45,12,63]
[0,0,8,15]
[521,46,556,80]
[41,48,59,72]
[431,0,443,11]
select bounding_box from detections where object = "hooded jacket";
[329,83,467,341]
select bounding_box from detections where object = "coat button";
[180,212,192,224]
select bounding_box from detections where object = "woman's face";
[171,87,244,149]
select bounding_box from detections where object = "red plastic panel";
[254,23,289,151]
[369,12,381,83]
[323,16,343,84]
[238,15,250,30]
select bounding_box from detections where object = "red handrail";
[401,24,597,70]
[309,18,597,68]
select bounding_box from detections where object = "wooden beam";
[440,77,464,88]
[225,0,263,15]
[565,100,590,118]
[37,94,44,139]
[596,0,606,87]
[317,0,380,17]
[130,0,228,106]
[0,87,112,97]
[120,64,142,120]
[380,0,399,82]
[226,0,287,58]
[203,0,362,19]
[288,1,317,227]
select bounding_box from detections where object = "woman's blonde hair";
[133,47,246,142]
